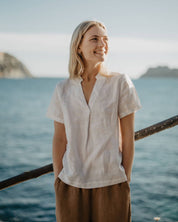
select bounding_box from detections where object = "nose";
[98,38,106,47]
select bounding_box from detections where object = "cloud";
[0,33,71,52]
[0,33,178,78]
[109,37,178,53]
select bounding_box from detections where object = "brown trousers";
[54,178,131,222]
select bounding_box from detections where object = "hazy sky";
[0,0,178,78]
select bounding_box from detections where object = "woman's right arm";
[52,121,67,180]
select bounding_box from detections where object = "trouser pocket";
[54,177,61,188]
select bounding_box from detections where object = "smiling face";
[78,25,108,68]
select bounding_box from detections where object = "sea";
[0,77,177,222]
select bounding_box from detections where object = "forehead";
[84,25,108,38]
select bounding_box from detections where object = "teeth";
[94,51,105,54]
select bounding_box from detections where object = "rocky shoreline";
[141,66,178,78]
[0,52,33,78]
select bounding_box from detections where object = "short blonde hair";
[68,20,107,79]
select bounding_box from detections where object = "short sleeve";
[118,74,142,119]
[46,85,64,123]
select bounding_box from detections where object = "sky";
[0,0,178,78]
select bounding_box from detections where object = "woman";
[47,20,141,222]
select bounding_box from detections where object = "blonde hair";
[68,20,108,79]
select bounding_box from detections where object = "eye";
[91,38,98,41]
[104,37,109,41]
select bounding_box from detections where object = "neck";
[82,63,101,80]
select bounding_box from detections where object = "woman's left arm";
[120,113,135,183]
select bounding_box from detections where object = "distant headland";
[141,66,178,78]
[0,52,177,79]
[0,52,33,78]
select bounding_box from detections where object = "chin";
[95,55,105,62]
[98,57,105,62]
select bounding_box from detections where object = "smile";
[94,50,106,55]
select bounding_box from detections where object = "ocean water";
[0,77,177,222]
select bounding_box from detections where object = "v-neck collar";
[76,72,103,83]
[73,73,106,110]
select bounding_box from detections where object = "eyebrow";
[90,35,108,38]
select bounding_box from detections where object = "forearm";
[122,138,134,182]
[52,136,66,179]
[120,113,135,183]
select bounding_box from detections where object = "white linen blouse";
[46,72,141,188]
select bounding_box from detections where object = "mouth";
[94,50,106,55]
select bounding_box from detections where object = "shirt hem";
[119,105,142,119]
[46,113,64,124]
[58,175,127,189]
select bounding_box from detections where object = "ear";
[78,47,82,54]
[78,47,82,53]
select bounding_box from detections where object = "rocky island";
[141,66,178,78]
[0,52,33,78]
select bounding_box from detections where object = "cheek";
[82,46,95,57]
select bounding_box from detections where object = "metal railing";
[0,115,177,191]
